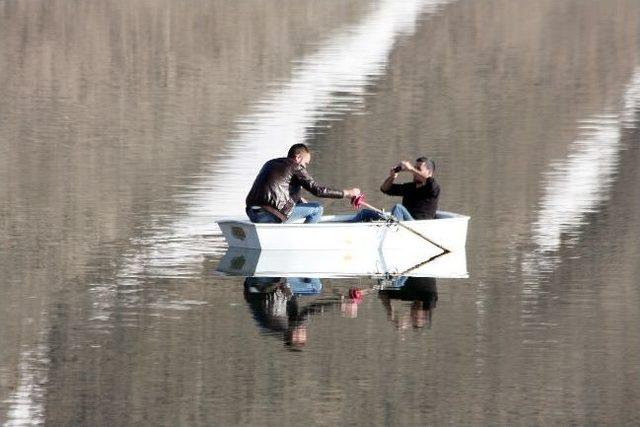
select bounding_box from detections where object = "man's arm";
[294,166,360,198]
[289,176,310,203]
[381,166,406,196]
[380,167,399,193]
[400,160,430,180]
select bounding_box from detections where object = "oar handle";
[360,201,384,214]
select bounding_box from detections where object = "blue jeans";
[246,202,323,224]
[286,202,323,223]
[350,203,414,222]
[390,203,414,221]
[349,208,383,222]
[246,207,279,223]
[287,277,323,295]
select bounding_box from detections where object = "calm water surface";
[2,0,640,425]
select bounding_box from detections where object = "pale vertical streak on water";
[2,340,49,427]
[521,67,640,289]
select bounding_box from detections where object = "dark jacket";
[246,157,344,220]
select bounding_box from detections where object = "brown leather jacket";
[246,157,344,220]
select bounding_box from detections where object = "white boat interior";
[272,210,466,224]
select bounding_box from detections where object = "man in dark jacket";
[352,156,440,221]
[246,144,360,223]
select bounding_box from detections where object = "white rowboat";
[217,211,469,255]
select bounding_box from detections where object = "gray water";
[2,0,640,425]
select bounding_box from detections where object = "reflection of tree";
[378,277,438,329]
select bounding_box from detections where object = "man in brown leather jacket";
[246,144,360,223]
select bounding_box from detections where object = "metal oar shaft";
[360,202,450,254]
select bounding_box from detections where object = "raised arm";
[380,166,399,193]
[381,165,407,196]
[401,160,431,180]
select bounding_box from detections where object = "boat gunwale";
[217,211,470,228]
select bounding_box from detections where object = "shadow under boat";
[216,246,468,278]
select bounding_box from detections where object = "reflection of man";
[245,144,360,223]
[353,157,440,222]
[378,277,438,329]
[243,276,326,349]
[243,277,292,333]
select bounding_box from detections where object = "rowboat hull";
[216,247,468,278]
[217,211,469,254]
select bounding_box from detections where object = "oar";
[351,195,450,254]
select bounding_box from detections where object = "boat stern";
[217,220,261,249]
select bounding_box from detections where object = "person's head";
[284,323,307,350]
[288,143,311,167]
[410,301,431,328]
[414,156,435,183]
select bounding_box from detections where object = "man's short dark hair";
[288,143,310,158]
[416,156,435,173]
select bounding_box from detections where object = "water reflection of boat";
[217,211,469,254]
[217,246,467,278]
